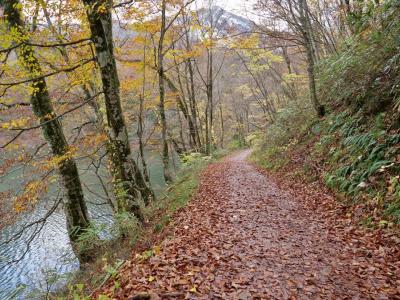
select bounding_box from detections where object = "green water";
[0,150,174,299]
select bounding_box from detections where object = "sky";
[215,0,257,19]
[218,0,255,11]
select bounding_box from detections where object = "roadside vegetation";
[38,149,230,299]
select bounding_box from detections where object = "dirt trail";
[104,150,400,299]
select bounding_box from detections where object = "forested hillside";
[0,0,399,298]
[252,0,400,226]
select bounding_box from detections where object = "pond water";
[0,151,170,299]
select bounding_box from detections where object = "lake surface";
[0,151,169,299]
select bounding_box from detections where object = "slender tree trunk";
[205,48,213,155]
[205,101,210,155]
[281,45,297,100]
[157,0,173,183]
[182,20,202,150]
[176,107,188,153]
[83,0,153,218]
[173,60,196,149]
[3,0,91,259]
[304,0,320,63]
[163,69,196,151]
[138,95,151,186]
[245,107,250,134]
[219,101,224,149]
[197,103,205,147]
[299,0,325,117]
[137,44,151,189]
[186,59,202,149]
[235,113,246,146]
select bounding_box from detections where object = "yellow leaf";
[148,275,155,282]
[153,245,161,255]
[189,286,197,293]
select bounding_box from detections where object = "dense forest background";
[0,0,399,297]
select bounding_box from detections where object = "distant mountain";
[196,6,254,36]
[111,5,253,43]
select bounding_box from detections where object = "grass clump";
[316,111,400,221]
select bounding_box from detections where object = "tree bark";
[218,96,224,149]
[299,0,325,117]
[281,45,297,101]
[163,68,197,151]
[83,0,153,218]
[157,0,173,183]
[205,47,214,155]
[138,95,151,186]
[183,20,202,149]
[188,62,201,146]
[3,0,91,259]
[137,44,151,190]
[173,60,196,149]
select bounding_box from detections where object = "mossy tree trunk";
[3,0,91,259]
[82,0,153,218]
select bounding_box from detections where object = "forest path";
[106,150,399,299]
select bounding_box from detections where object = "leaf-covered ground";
[98,150,400,299]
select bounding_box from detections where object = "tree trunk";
[299,0,325,117]
[138,95,151,186]
[83,0,153,218]
[205,48,214,155]
[41,5,120,212]
[186,60,202,149]
[205,102,210,155]
[3,0,91,259]
[281,45,297,100]
[157,0,173,183]
[163,69,197,151]
[183,21,202,150]
[219,101,224,149]
[173,60,196,149]
[176,107,188,153]
[137,44,151,190]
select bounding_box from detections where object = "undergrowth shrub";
[253,1,400,224]
[181,152,204,165]
[228,136,247,149]
[321,112,400,207]
[317,0,400,117]
[298,1,400,223]
[251,101,315,170]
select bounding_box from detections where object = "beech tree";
[155,0,194,181]
[82,0,154,218]
[157,0,173,183]
[1,0,91,259]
